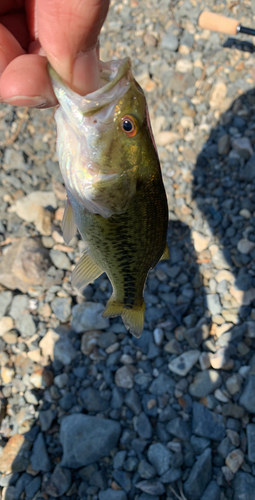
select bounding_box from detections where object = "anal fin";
[72,250,103,290]
[102,297,145,338]
[160,242,170,261]
[62,199,77,244]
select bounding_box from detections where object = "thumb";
[37,0,109,95]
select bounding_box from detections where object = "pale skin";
[0,0,110,108]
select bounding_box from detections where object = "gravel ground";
[0,1,255,499]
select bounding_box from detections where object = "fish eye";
[121,115,138,137]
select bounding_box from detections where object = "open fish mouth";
[49,58,135,118]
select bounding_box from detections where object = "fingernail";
[72,48,100,95]
[4,96,48,107]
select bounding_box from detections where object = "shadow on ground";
[2,89,255,499]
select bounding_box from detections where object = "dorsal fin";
[72,250,103,290]
[62,199,77,244]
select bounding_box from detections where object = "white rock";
[9,191,57,222]
[155,131,180,146]
[168,349,200,376]
[151,116,166,136]
[226,430,240,447]
[180,116,194,130]
[176,59,193,73]
[1,366,15,384]
[210,347,230,369]
[34,207,52,236]
[230,286,255,306]
[215,323,232,338]
[225,374,242,395]
[71,303,109,333]
[207,294,222,315]
[39,328,59,359]
[0,317,14,336]
[115,366,134,389]
[105,342,120,354]
[215,270,234,283]
[209,81,227,109]
[39,327,76,365]
[192,231,210,252]
[212,250,231,270]
[232,137,253,159]
[237,239,255,255]
[214,388,229,403]
[81,331,100,355]
[199,352,211,370]
[120,354,134,365]
[225,449,244,473]
[153,328,164,346]
[239,209,251,219]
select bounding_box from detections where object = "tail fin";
[102,297,145,338]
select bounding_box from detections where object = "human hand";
[0,0,109,108]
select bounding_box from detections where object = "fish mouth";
[49,58,134,118]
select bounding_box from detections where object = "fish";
[49,57,169,338]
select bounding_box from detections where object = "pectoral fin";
[62,199,77,244]
[160,242,170,261]
[72,250,103,289]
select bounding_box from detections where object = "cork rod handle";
[198,11,239,36]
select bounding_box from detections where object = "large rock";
[200,481,220,500]
[147,443,172,476]
[168,350,200,376]
[233,471,255,500]
[60,414,121,468]
[0,291,12,319]
[149,373,175,395]
[192,402,225,442]
[45,465,72,497]
[184,448,212,500]
[115,366,135,389]
[8,191,56,236]
[189,370,222,398]
[240,153,255,181]
[71,302,110,333]
[8,191,57,221]
[0,238,51,293]
[99,490,127,500]
[247,424,255,462]
[166,417,191,441]
[135,480,165,496]
[209,81,228,109]
[0,434,30,473]
[80,387,109,412]
[30,433,51,472]
[39,326,76,366]
[239,375,255,413]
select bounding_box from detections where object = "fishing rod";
[198,11,255,37]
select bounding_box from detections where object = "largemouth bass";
[49,58,169,338]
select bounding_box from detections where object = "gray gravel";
[0,0,255,499]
